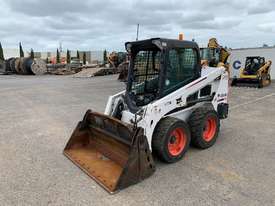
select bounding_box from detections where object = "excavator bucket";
[63,110,155,193]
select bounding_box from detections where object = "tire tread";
[152,117,190,163]
[189,104,220,149]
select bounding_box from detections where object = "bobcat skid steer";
[231,56,272,88]
[63,38,229,193]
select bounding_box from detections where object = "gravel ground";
[0,75,275,206]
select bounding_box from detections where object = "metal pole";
[136,24,139,41]
[59,41,63,53]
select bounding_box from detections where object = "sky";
[0,0,274,52]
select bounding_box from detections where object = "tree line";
[0,42,97,65]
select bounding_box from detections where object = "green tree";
[56,48,60,64]
[83,52,86,65]
[76,50,80,59]
[30,48,34,59]
[19,42,24,57]
[103,49,107,64]
[66,49,71,63]
[0,42,4,61]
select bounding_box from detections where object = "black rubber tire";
[189,105,220,149]
[152,117,191,163]
[258,77,263,88]
[267,74,271,86]
[231,78,237,86]
[267,74,271,81]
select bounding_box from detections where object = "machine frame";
[105,38,229,149]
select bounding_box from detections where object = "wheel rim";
[168,128,186,156]
[203,116,217,142]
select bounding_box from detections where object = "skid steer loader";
[64,38,229,193]
[231,56,272,88]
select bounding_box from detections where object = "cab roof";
[125,38,199,52]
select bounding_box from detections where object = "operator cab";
[244,56,265,75]
[200,48,221,67]
[125,38,201,113]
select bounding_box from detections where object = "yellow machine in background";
[107,52,126,68]
[231,56,272,88]
[200,38,230,71]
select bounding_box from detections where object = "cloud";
[247,0,275,14]
[257,22,275,32]
[5,0,92,16]
[181,18,241,30]
[0,0,274,51]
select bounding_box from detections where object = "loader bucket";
[63,110,155,193]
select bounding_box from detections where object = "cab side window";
[164,48,197,94]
